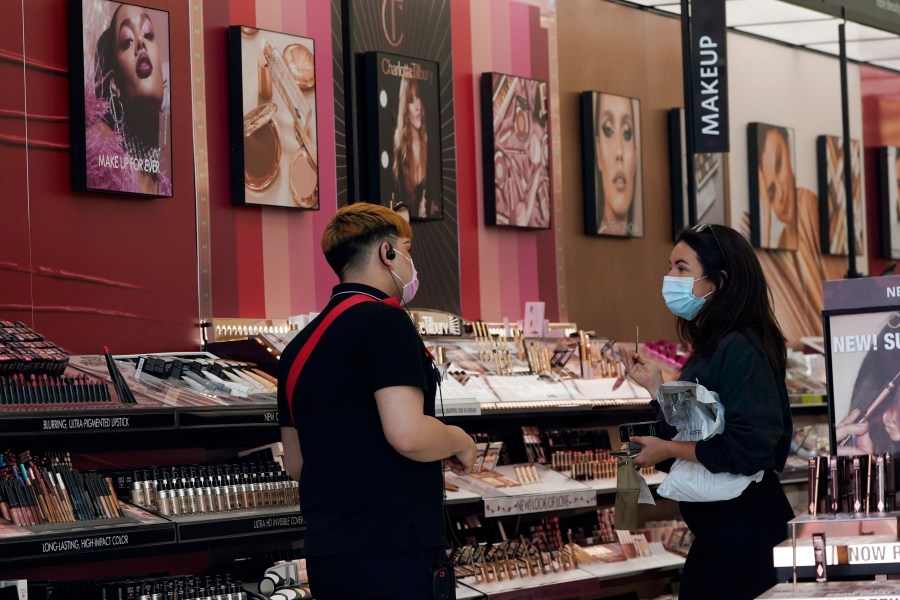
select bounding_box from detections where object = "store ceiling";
[621,0,900,72]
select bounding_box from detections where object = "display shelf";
[446,486,483,506]
[176,406,281,428]
[760,581,900,599]
[448,464,597,518]
[0,503,175,564]
[577,551,685,581]
[0,502,306,566]
[0,408,177,435]
[172,504,304,543]
[0,404,283,437]
[456,581,487,599]
[458,568,600,600]
[583,471,667,495]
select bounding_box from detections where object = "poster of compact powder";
[69,0,173,197]
[480,73,551,229]
[227,26,319,209]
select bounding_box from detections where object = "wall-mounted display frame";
[817,135,863,256]
[581,91,643,238]
[69,0,173,197]
[878,147,900,261]
[747,122,798,251]
[481,73,551,230]
[227,26,319,209]
[362,52,443,221]
[667,108,727,239]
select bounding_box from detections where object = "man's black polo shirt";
[277,283,444,556]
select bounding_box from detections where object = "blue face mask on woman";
[662,275,712,321]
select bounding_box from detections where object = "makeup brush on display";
[612,327,638,391]
[103,347,136,404]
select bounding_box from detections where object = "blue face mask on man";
[662,275,712,321]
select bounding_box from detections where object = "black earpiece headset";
[384,243,396,261]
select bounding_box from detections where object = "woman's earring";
[108,89,125,135]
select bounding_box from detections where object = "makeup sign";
[227,26,319,209]
[363,52,443,221]
[69,0,174,197]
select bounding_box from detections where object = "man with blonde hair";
[278,202,475,599]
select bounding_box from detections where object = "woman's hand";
[835,409,873,455]
[631,436,670,468]
[620,349,663,398]
[631,436,697,468]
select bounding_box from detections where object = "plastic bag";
[615,456,641,530]
[655,381,763,503]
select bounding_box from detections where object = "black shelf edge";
[174,506,305,542]
[776,562,900,580]
[176,406,280,429]
[0,521,177,564]
[0,409,177,435]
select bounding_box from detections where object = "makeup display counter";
[773,512,900,582]
[0,350,302,576]
[759,582,900,600]
[449,541,684,600]
[0,503,305,568]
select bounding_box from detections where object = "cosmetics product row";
[136,355,278,396]
[453,535,582,584]
[552,449,657,481]
[807,454,898,515]
[0,321,69,376]
[0,451,121,527]
[27,573,249,600]
[523,425,611,464]
[0,374,113,409]
[113,461,299,517]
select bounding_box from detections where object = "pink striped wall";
[455,0,560,322]
[206,0,338,321]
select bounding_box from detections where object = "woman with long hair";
[392,76,432,218]
[86,2,170,195]
[624,224,794,599]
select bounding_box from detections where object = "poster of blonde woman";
[70,0,172,197]
[364,52,442,221]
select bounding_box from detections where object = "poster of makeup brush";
[817,135,863,256]
[480,73,551,229]
[227,26,319,209]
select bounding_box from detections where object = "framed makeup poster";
[362,52,443,221]
[822,274,900,455]
[580,91,643,238]
[878,147,900,260]
[747,122,798,251]
[68,0,173,197]
[667,108,727,240]
[481,73,551,229]
[817,135,863,256]
[227,26,319,209]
